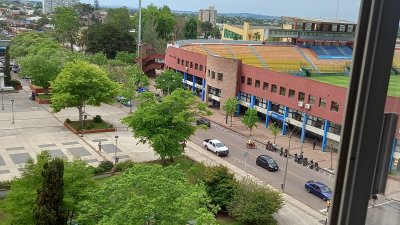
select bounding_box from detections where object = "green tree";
[4,151,95,225]
[184,17,198,39]
[73,3,96,26]
[122,89,210,164]
[173,16,185,40]
[155,69,184,95]
[142,16,167,53]
[242,108,259,137]
[4,45,11,86]
[53,7,80,51]
[228,178,283,225]
[115,51,136,64]
[88,52,107,66]
[105,7,133,32]
[203,165,238,211]
[10,32,60,58]
[34,158,67,225]
[201,21,213,38]
[19,48,65,94]
[84,23,135,58]
[37,17,50,28]
[51,60,119,123]
[269,122,281,144]
[77,165,218,225]
[210,26,221,39]
[223,97,239,127]
[252,32,261,41]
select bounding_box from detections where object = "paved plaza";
[0,85,158,181]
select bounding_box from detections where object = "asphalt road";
[190,123,335,212]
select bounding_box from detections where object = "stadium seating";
[253,46,310,71]
[303,48,351,73]
[310,46,352,59]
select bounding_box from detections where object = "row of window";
[207,70,224,81]
[177,58,204,71]
[241,76,339,112]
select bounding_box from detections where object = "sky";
[81,0,361,21]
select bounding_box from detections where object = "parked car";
[116,96,132,107]
[304,180,332,201]
[196,118,211,127]
[256,155,279,171]
[203,139,229,157]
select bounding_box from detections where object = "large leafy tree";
[73,3,96,26]
[77,164,218,225]
[115,51,136,64]
[53,7,80,51]
[211,26,221,39]
[4,46,11,86]
[142,17,167,53]
[122,89,210,163]
[173,16,185,41]
[34,158,67,225]
[19,47,65,94]
[4,151,95,225]
[242,108,259,137]
[51,60,119,123]
[223,97,239,127]
[228,178,284,225]
[105,7,133,32]
[10,32,59,58]
[84,23,135,58]
[184,17,198,39]
[201,21,213,38]
[137,4,176,41]
[155,69,184,95]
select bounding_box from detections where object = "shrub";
[228,178,283,224]
[93,115,102,123]
[98,160,114,172]
[108,124,114,128]
[9,79,21,89]
[65,118,71,123]
[115,160,135,172]
[85,123,94,130]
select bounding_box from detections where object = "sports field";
[309,75,400,97]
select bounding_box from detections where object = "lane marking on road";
[367,200,393,208]
[230,156,258,171]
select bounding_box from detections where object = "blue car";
[305,180,332,201]
[136,87,148,93]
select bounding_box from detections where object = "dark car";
[256,155,279,172]
[196,118,211,128]
[304,180,332,201]
[136,87,148,93]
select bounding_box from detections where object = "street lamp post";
[330,144,334,170]
[114,135,119,165]
[1,88,4,110]
[281,123,292,193]
[11,99,14,123]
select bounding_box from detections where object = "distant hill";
[172,10,280,20]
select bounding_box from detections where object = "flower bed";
[64,119,116,134]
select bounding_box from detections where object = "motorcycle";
[303,157,308,166]
[284,149,288,158]
[309,160,315,169]
[246,141,257,149]
[279,148,284,156]
[314,162,319,171]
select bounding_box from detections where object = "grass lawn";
[67,119,112,131]
[309,75,400,97]
[36,93,52,100]
[0,198,9,225]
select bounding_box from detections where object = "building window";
[331,101,339,112]
[181,60,185,66]
[217,73,223,81]
[195,63,198,70]
[247,78,252,85]
[289,89,295,98]
[308,95,316,105]
[329,122,342,135]
[271,84,277,93]
[298,92,305,101]
[207,70,210,77]
[255,80,260,88]
[255,97,267,108]
[263,82,268,90]
[186,61,189,67]
[319,98,326,108]
[177,58,180,64]
[199,65,203,71]
[279,87,286,96]
[190,62,193,68]
[240,92,251,103]
[211,71,215,79]
[241,76,245,84]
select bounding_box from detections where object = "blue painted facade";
[282,106,289,135]
[301,113,308,143]
[265,101,271,128]
[322,120,330,152]
[192,76,197,92]
[201,79,206,101]
[236,91,241,116]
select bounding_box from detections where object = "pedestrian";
[313,139,317,150]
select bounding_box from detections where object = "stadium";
[160,17,400,172]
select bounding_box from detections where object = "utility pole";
[137,0,142,70]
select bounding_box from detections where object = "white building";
[42,0,80,14]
